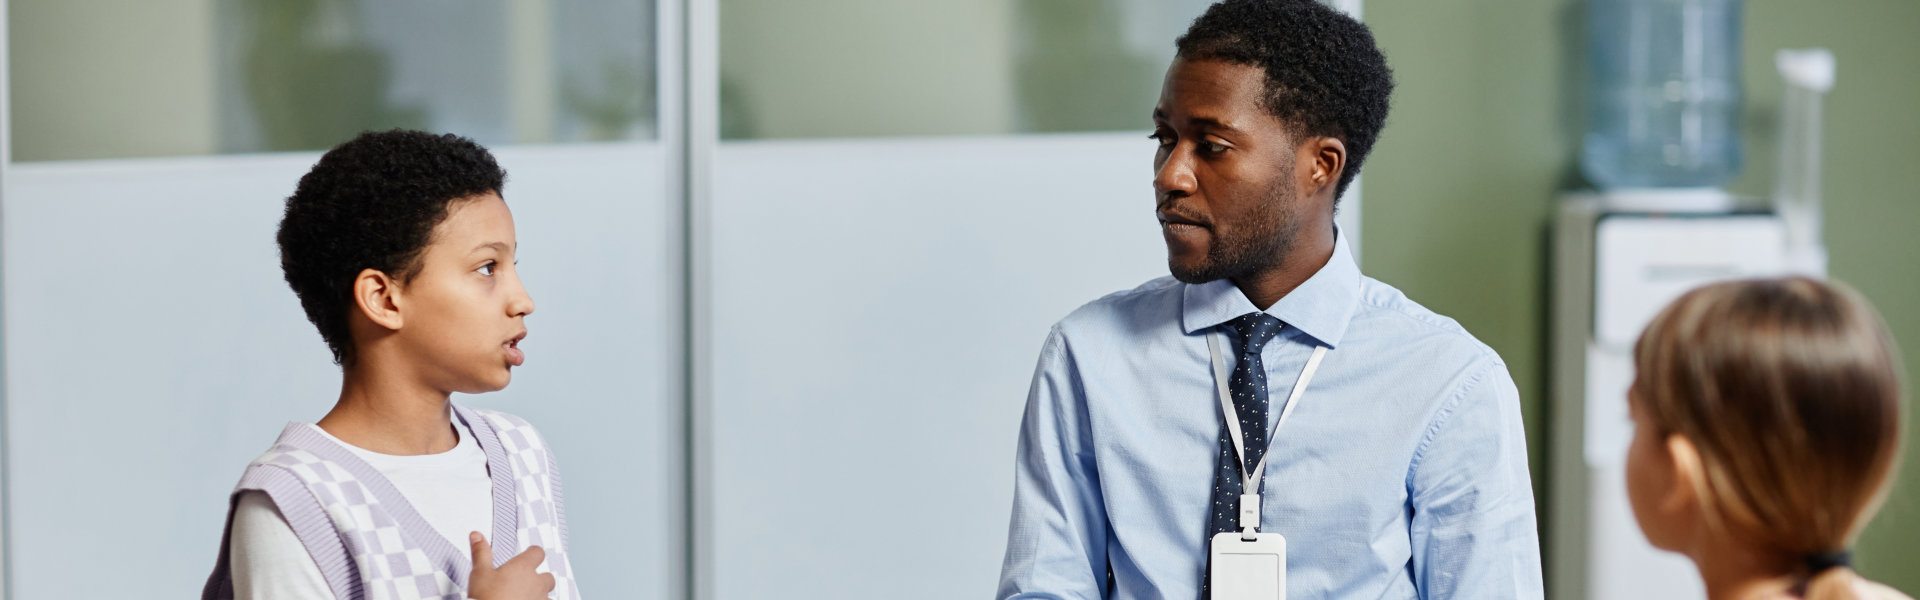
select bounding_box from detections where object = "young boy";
[203,130,579,600]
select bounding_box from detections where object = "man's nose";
[1154,148,1197,203]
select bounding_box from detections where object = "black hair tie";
[1804,549,1852,575]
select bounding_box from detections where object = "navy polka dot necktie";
[1202,312,1284,597]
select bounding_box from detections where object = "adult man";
[996,1,1543,598]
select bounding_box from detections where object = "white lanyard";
[1208,330,1327,539]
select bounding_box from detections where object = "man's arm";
[996,327,1110,600]
[1406,362,1545,599]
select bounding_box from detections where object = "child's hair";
[1632,277,1906,600]
[277,129,507,366]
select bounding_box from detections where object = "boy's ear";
[353,268,405,331]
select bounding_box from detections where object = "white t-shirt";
[229,420,494,600]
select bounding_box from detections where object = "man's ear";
[353,268,405,332]
[1303,136,1347,198]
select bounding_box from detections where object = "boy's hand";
[467,531,556,600]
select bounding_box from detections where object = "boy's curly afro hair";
[276,129,507,366]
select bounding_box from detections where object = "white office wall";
[0,144,678,599]
[710,133,1167,598]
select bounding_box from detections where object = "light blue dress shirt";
[997,232,1543,599]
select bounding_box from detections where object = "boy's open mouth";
[504,331,527,367]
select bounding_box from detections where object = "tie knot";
[1227,312,1284,353]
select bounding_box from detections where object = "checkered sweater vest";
[203,405,580,600]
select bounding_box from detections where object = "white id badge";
[1209,531,1286,600]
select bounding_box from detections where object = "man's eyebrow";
[1149,111,1242,134]
[1186,116,1240,133]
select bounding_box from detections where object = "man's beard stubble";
[1168,186,1302,285]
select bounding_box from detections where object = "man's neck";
[317,356,458,456]
[1229,226,1337,311]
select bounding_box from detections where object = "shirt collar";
[1180,227,1361,348]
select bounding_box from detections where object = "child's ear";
[1663,434,1705,514]
[353,268,405,331]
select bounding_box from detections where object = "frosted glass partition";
[710,133,1168,598]
[1,144,677,599]
[719,0,1213,139]
[10,0,658,161]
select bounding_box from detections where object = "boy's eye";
[478,261,496,276]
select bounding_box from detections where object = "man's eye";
[1202,141,1229,154]
[1148,132,1175,147]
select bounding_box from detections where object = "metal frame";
[1,0,14,595]
[657,2,692,599]
[673,0,720,599]
[1331,0,1364,265]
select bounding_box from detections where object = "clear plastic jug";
[1582,0,1744,190]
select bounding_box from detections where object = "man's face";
[1151,58,1304,284]
[395,193,535,394]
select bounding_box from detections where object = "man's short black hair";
[277,129,507,366]
[1176,0,1394,198]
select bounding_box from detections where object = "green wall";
[1362,0,1920,589]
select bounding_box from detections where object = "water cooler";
[1546,35,1837,600]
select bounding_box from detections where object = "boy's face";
[396,193,534,393]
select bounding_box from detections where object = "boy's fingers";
[469,532,491,571]
[504,545,547,570]
[540,572,557,592]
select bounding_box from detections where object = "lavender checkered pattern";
[256,447,463,600]
[476,409,579,600]
[206,407,580,600]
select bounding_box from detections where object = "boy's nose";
[509,284,535,318]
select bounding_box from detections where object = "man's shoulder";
[1351,275,1506,369]
[1050,275,1184,337]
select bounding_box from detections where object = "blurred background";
[1,0,1914,598]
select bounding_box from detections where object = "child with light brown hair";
[1628,277,1910,600]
